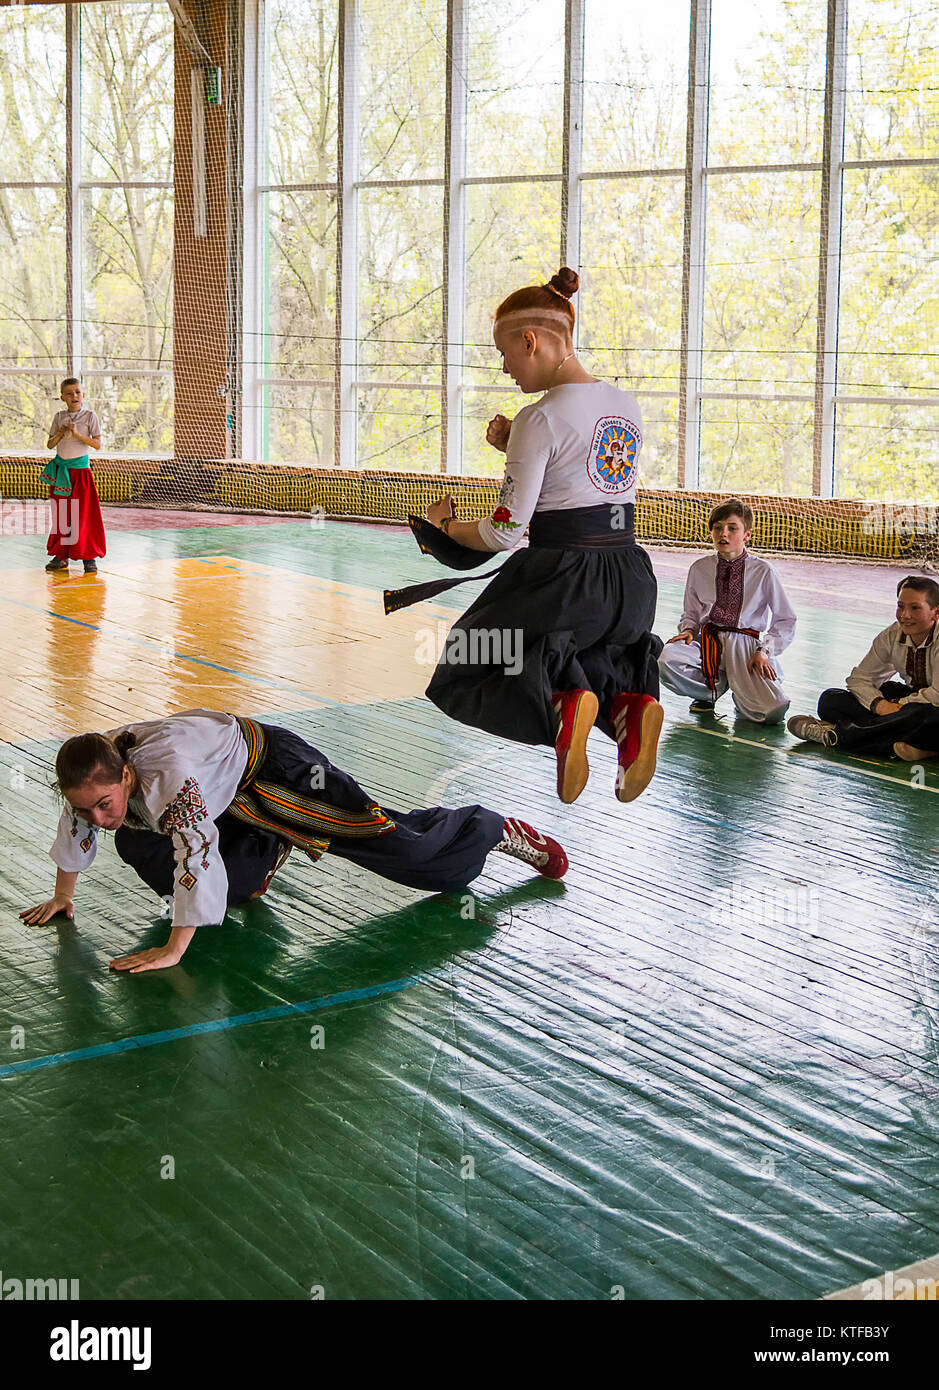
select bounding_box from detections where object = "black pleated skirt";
[425,542,662,746]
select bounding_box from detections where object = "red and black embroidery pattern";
[905,628,934,691]
[159,778,212,886]
[709,554,746,629]
[70,816,94,853]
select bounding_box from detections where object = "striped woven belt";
[228,715,396,860]
[700,623,761,692]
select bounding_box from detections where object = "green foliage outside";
[0,0,935,500]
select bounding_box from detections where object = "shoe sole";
[557,691,599,803]
[616,700,664,803]
[894,742,936,762]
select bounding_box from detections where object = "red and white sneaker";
[610,693,664,803]
[248,840,293,900]
[496,818,569,880]
[552,688,599,803]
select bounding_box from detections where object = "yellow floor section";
[4,554,456,740]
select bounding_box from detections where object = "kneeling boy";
[788,575,939,758]
[659,498,796,723]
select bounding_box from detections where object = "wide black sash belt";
[528,503,635,549]
[383,504,636,615]
[227,715,396,859]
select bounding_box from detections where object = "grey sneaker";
[787,714,838,747]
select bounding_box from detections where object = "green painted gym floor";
[1,516,937,1300]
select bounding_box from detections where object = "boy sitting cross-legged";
[788,575,939,759]
[658,498,796,723]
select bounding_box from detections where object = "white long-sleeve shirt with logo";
[476,381,643,552]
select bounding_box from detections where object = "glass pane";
[578,176,684,397]
[466,0,565,177]
[462,386,522,476]
[582,0,689,171]
[264,191,337,382]
[635,397,679,490]
[0,4,66,181]
[846,0,939,161]
[265,0,339,184]
[708,0,827,165]
[703,171,820,393]
[835,403,939,502]
[699,399,815,495]
[81,1,174,183]
[82,185,174,375]
[0,188,66,376]
[0,374,61,457]
[85,372,173,455]
[359,0,446,180]
[464,181,563,385]
[357,387,441,472]
[263,384,334,466]
[838,167,939,396]
[358,186,442,385]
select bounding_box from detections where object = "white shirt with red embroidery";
[677,552,797,657]
[50,709,249,929]
[477,381,643,552]
[845,622,939,709]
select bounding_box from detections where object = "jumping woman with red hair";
[422,267,663,805]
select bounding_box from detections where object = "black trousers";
[817,681,939,754]
[115,723,507,910]
[426,542,662,747]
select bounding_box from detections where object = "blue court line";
[0,974,431,1080]
[0,588,351,708]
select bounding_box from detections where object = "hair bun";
[548,266,579,299]
[113,731,137,759]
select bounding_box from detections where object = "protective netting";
[1,0,938,552]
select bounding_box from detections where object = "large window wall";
[251,0,939,496]
[2,1,936,498]
[0,2,174,455]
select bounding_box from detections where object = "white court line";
[426,720,938,802]
[824,1251,939,1300]
[426,749,508,804]
[672,721,939,796]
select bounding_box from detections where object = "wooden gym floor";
[1,510,937,1300]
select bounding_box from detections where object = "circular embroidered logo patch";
[586,417,641,495]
